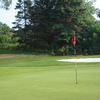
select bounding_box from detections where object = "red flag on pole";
[71,34,76,46]
[71,34,78,84]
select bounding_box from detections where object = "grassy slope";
[0,51,100,100]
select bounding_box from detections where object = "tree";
[97,9,100,18]
[13,0,34,50]
[33,0,96,54]
[0,0,12,9]
[0,22,11,36]
[90,21,100,54]
[14,0,97,54]
[0,22,15,49]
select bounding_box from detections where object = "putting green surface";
[0,53,100,100]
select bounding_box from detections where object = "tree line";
[0,0,100,55]
[0,22,18,49]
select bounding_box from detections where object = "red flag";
[71,34,76,46]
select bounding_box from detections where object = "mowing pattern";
[0,53,100,100]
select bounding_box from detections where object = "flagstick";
[74,46,78,84]
[71,33,78,84]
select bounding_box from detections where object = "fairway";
[0,53,100,100]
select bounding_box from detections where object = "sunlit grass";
[0,51,100,100]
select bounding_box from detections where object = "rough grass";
[0,51,100,100]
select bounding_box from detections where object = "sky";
[0,0,100,28]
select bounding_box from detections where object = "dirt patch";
[0,55,20,59]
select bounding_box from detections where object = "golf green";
[0,53,100,100]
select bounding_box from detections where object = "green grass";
[0,51,100,100]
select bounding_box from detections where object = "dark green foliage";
[13,0,100,55]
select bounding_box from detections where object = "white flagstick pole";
[74,46,78,84]
[71,33,78,84]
